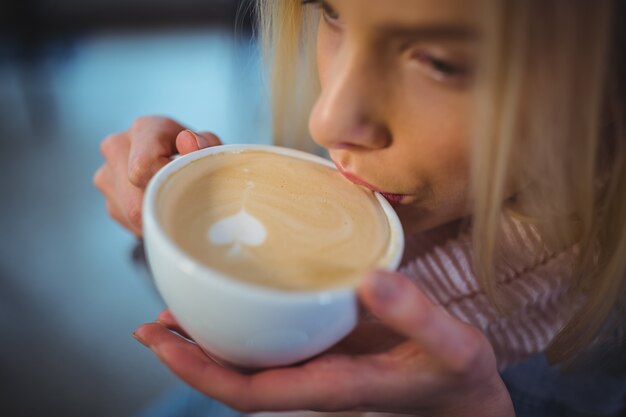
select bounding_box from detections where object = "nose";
[309,48,391,151]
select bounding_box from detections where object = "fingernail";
[369,272,401,303]
[132,332,150,348]
[186,130,210,149]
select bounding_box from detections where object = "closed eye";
[301,0,341,28]
[412,51,471,84]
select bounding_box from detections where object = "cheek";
[425,125,471,204]
[403,73,472,139]
[398,95,472,179]
[425,128,472,219]
[393,81,473,199]
[394,125,472,233]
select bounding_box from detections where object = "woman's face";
[307,0,479,234]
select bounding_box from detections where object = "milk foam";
[158,150,391,291]
[208,209,267,256]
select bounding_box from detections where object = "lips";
[332,160,406,205]
[377,192,405,205]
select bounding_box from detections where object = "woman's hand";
[93,116,221,236]
[133,271,515,417]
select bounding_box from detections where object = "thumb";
[358,271,478,367]
[175,130,222,155]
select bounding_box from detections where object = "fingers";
[132,273,504,415]
[133,323,258,410]
[96,132,144,235]
[95,165,132,231]
[133,322,372,413]
[96,117,220,237]
[155,309,192,340]
[134,322,239,383]
[358,271,483,372]
[127,116,187,188]
[155,309,177,326]
[239,355,368,412]
[176,130,222,155]
[324,321,406,356]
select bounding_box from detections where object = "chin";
[394,204,466,236]
[393,205,433,235]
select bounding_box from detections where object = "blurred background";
[0,0,269,416]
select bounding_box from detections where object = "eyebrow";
[374,24,478,41]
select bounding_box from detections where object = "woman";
[95,0,626,415]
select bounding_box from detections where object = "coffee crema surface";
[158,150,391,291]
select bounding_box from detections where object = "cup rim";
[143,144,405,301]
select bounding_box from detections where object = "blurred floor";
[0,27,269,417]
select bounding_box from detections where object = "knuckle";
[100,132,128,159]
[128,156,152,186]
[130,116,149,133]
[127,203,143,228]
[131,115,167,135]
[409,304,434,332]
[449,329,486,373]
[93,167,104,188]
[99,134,117,158]
[105,201,117,218]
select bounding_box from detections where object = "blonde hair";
[473,0,626,363]
[255,0,320,153]
[254,0,626,363]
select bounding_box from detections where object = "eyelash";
[412,51,470,82]
[301,0,469,84]
[301,0,340,26]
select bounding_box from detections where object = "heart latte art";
[208,208,267,255]
[158,150,392,291]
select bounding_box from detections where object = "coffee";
[158,150,391,291]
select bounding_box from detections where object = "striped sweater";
[399,212,579,369]
[253,213,580,417]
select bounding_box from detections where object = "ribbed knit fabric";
[251,213,580,417]
[399,213,579,369]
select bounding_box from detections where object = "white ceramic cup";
[143,144,404,369]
